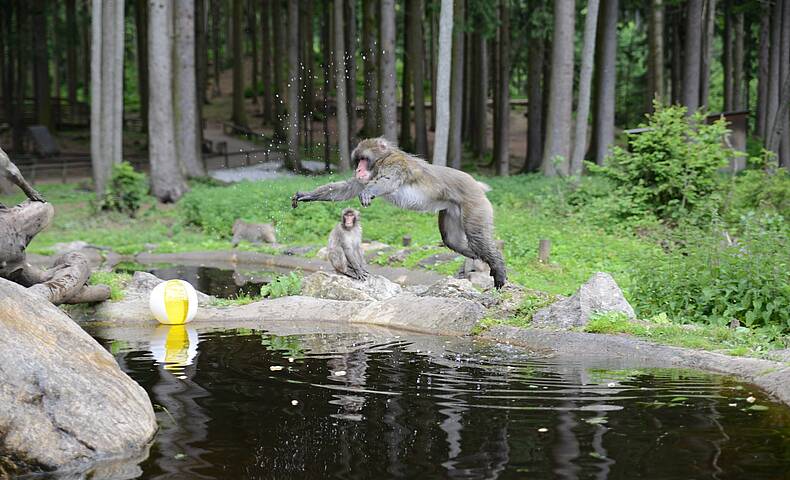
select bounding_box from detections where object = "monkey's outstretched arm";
[292,179,364,208]
[0,147,45,203]
[358,167,404,207]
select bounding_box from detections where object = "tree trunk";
[647,0,664,110]
[757,10,770,137]
[345,0,358,145]
[682,0,703,113]
[334,0,351,171]
[494,0,509,177]
[379,0,397,142]
[249,0,259,105]
[196,0,208,106]
[260,0,274,122]
[779,0,790,167]
[13,0,28,152]
[448,0,465,170]
[286,0,301,171]
[472,32,488,160]
[670,9,682,104]
[400,41,413,150]
[408,0,428,157]
[231,0,247,126]
[148,0,188,202]
[135,0,149,132]
[721,1,735,112]
[430,2,438,132]
[732,11,744,110]
[211,0,222,96]
[570,0,600,176]
[91,0,125,196]
[542,0,575,176]
[322,0,331,170]
[699,0,716,109]
[591,0,618,165]
[272,0,286,139]
[66,0,78,105]
[431,0,453,166]
[174,0,205,177]
[524,32,544,172]
[301,0,315,139]
[362,0,380,137]
[31,0,51,129]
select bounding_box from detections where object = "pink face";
[355,158,371,182]
[343,212,356,228]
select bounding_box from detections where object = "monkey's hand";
[28,190,46,203]
[291,192,307,208]
[358,190,375,208]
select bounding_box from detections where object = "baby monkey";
[328,208,369,281]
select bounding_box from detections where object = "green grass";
[89,271,131,301]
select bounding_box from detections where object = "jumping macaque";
[0,146,45,204]
[327,208,369,281]
[292,138,507,288]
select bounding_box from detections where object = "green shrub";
[97,162,149,216]
[589,103,733,224]
[261,272,302,298]
[629,226,790,333]
[726,168,790,224]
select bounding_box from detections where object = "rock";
[126,271,214,305]
[231,219,277,246]
[351,294,485,335]
[0,278,156,474]
[419,277,498,307]
[767,349,790,363]
[467,271,495,290]
[417,252,461,268]
[280,245,315,256]
[531,272,635,330]
[301,271,401,302]
[387,249,412,263]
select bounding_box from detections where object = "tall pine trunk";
[362,0,379,137]
[699,0,716,109]
[723,2,734,111]
[285,0,301,170]
[333,0,351,170]
[148,0,188,202]
[249,0,259,104]
[472,32,488,160]
[591,0,618,165]
[175,0,205,177]
[494,0,509,177]
[448,0,465,170]
[647,0,664,110]
[135,0,149,133]
[542,0,575,176]
[570,0,600,176]
[400,40,413,150]
[379,0,397,142]
[231,0,247,126]
[272,0,286,139]
[408,0,428,157]
[733,11,744,110]
[757,9,770,137]
[211,0,221,96]
[31,0,51,129]
[260,0,273,123]
[431,0,453,166]
[345,0,358,145]
[778,0,790,167]
[682,0,703,113]
[322,0,331,170]
[66,0,78,105]
[524,33,543,172]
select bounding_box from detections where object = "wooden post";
[538,239,551,263]
[402,235,412,247]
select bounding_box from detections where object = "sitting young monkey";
[293,138,506,288]
[327,208,369,281]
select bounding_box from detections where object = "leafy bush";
[726,167,790,224]
[97,162,149,216]
[261,272,302,298]
[589,104,733,224]
[629,226,790,333]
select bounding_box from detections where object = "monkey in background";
[327,208,369,281]
[292,138,507,288]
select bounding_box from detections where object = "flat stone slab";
[350,294,485,336]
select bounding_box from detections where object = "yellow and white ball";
[149,279,198,325]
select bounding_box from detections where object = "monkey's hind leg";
[460,206,507,289]
[438,208,477,259]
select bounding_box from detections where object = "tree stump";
[0,148,110,305]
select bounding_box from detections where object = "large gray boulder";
[0,278,156,475]
[351,294,485,335]
[418,277,498,307]
[531,272,635,330]
[301,271,402,301]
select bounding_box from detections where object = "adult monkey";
[292,138,507,288]
[327,208,369,281]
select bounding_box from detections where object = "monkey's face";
[341,208,359,229]
[352,138,392,183]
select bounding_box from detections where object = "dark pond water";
[88,327,790,480]
[114,263,276,299]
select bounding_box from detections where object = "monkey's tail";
[477,181,492,193]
